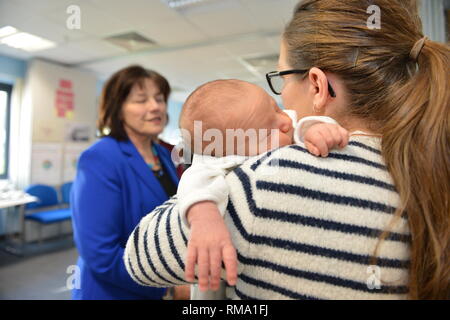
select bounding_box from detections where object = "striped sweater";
[124,136,411,299]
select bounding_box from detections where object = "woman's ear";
[308,67,330,114]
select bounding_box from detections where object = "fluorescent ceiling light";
[0,32,56,52]
[0,26,18,38]
[162,0,213,8]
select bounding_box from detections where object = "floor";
[0,237,78,300]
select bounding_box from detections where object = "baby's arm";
[295,116,349,157]
[185,201,237,292]
[177,154,245,291]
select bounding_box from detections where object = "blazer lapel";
[118,139,167,202]
[154,143,179,187]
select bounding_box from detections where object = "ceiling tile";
[91,0,182,27]
[7,16,88,45]
[239,0,297,24]
[0,0,302,102]
[38,39,127,64]
[218,37,275,58]
[183,0,259,38]
[137,18,208,46]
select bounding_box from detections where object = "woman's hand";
[185,201,238,292]
[304,123,349,157]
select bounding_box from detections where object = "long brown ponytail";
[284,0,449,299]
[382,37,449,299]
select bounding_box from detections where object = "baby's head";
[180,79,293,157]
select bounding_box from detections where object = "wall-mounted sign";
[55,79,74,119]
[31,143,63,185]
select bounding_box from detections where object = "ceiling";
[0,0,300,101]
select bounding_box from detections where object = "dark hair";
[97,65,171,140]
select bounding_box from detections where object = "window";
[0,83,12,179]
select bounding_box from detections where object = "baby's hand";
[185,201,237,291]
[304,123,349,157]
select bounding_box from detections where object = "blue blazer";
[71,137,179,300]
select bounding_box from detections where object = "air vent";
[104,32,157,52]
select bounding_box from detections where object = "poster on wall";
[31,143,63,186]
[55,79,74,119]
[63,143,91,183]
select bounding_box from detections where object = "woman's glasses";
[266,69,336,97]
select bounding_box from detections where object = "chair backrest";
[60,182,73,205]
[25,184,59,209]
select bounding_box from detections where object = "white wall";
[28,60,97,143]
[12,59,97,189]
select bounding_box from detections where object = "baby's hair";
[180,79,250,131]
[179,79,254,154]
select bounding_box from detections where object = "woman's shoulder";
[229,136,394,198]
[79,137,122,165]
[240,137,387,175]
[227,136,399,224]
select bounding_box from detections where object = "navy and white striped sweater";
[124,136,410,299]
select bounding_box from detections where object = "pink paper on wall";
[55,79,75,118]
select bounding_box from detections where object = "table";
[0,195,38,255]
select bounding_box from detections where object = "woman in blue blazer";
[71,66,181,299]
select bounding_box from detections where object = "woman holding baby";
[124,0,449,299]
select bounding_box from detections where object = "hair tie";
[409,36,427,62]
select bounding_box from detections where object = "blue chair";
[25,184,59,209]
[24,184,72,243]
[60,182,73,205]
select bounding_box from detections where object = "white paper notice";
[63,143,90,182]
[31,143,63,185]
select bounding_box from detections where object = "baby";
[177,79,349,299]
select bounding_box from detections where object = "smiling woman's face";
[122,78,167,139]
